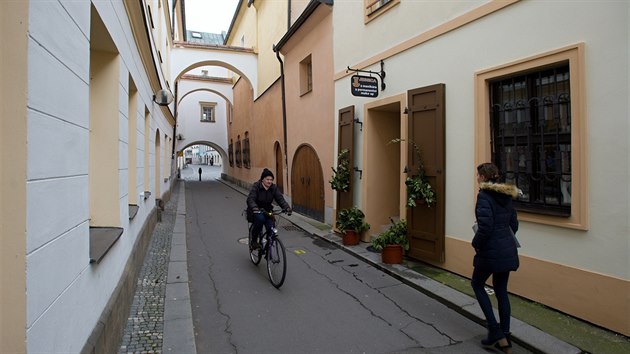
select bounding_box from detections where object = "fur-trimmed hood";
[479,182,520,199]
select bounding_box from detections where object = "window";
[235,137,242,168]
[364,0,400,23]
[300,55,313,96]
[228,141,234,167]
[475,44,587,230]
[243,132,251,169]
[200,102,216,122]
[490,65,571,216]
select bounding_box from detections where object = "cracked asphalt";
[184,171,531,354]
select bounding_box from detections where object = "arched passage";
[177,140,228,175]
[171,45,257,96]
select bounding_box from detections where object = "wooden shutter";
[406,84,445,262]
[337,106,355,213]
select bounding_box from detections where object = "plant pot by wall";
[342,230,360,246]
[381,244,403,264]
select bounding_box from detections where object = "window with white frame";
[364,0,400,23]
[200,102,216,122]
[300,55,313,96]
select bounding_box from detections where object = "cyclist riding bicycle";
[246,168,291,249]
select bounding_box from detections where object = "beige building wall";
[226,0,288,99]
[225,0,289,188]
[280,5,335,222]
[228,77,284,186]
[0,0,28,350]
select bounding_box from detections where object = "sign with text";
[351,75,379,98]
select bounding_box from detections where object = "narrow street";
[180,166,530,354]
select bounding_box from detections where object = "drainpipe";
[287,0,291,30]
[274,45,289,194]
[172,81,178,160]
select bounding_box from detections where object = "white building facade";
[332,0,629,336]
[1,0,179,352]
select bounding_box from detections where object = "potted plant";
[335,206,370,246]
[330,149,351,192]
[371,219,409,264]
[388,138,436,208]
[405,173,436,207]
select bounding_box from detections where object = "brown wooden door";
[275,143,284,194]
[406,84,446,262]
[291,145,324,221]
[337,106,355,214]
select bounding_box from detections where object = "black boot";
[481,324,508,348]
[494,332,513,354]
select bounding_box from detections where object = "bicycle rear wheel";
[248,226,262,265]
[266,237,287,288]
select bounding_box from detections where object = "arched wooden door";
[291,145,324,221]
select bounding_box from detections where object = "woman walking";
[471,162,520,353]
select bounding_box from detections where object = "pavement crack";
[345,265,460,345]
[295,248,425,345]
[190,200,238,354]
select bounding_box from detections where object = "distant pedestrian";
[198,167,202,181]
[210,156,214,166]
[471,162,519,353]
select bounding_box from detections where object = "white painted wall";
[25,1,172,351]
[175,79,230,165]
[334,1,629,278]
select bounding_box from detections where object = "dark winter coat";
[246,180,289,220]
[472,182,520,273]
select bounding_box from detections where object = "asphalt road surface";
[184,175,530,354]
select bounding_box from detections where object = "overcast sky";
[185,0,239,34]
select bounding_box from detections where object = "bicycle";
[248,209,287,288]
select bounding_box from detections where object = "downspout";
[288,0,291,30]
[274,45,289,194]
[172,81,178,168]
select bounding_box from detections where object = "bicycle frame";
[248,209,287,288]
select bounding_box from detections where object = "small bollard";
[156,199,165,222]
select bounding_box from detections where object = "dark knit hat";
[260,168,274,180]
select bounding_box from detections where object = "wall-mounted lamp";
[153,89,174,106]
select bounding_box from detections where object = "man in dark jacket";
[471,163,519,353]
[246,168,291,249]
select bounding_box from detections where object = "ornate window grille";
[228,141,234,167]
[243,135,251,169]
[489,64,571,216]
[235,139,242,168]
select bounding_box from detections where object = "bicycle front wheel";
[266,237,287,288]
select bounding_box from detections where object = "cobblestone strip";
[119,187,179,354]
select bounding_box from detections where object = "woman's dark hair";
[477,162,500,183]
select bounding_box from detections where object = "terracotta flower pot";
[381,244,403,264]
[342,230,360,246]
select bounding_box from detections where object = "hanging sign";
[350,75,379,98]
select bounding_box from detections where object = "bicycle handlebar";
[253,209,287,216]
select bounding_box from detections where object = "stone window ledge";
[129,204,139,220]
[89,227,123,264]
